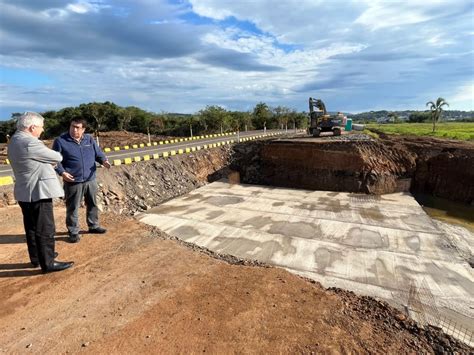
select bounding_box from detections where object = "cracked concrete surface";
[138,181,474,331]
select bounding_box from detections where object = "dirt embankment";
[96,146,232,215]
[231,134,474,204]
[378,134,474,204]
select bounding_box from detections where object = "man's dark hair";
[70,118,88,129]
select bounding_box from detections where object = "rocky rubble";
[95,146,232,215]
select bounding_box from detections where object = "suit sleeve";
[51,138,66,175]
[28,139,63,165]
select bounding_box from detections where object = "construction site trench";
[0,132,473,353]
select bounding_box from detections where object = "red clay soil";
[377,134,474,203]
[0,206,471,354]
[233,134,474,204]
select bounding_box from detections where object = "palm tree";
[426,97,449,133]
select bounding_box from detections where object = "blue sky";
[0,0,473,119]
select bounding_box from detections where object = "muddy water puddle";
[414,193,474,232]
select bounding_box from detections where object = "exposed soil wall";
[378,134,474,204]
[231,134,474,204]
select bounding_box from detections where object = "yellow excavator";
[308,97,342,137]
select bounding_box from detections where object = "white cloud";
[42,1,105,18]
[201,27,367,71]
[450,82,474,108]
[355,3,431,30]
[188,1,233,20]
[66,2,96,14]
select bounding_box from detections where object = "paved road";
[0,129,292,178]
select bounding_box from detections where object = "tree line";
[2,99,471,142]
[352,108,473,123]
[0,101,308,143]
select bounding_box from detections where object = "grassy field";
[365,122,474,141]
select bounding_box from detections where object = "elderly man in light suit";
[8,112,74,273]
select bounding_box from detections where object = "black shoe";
[42,261,74,273]
[32,252,59,267]
[88,227,107,234]
[68,233,80,243]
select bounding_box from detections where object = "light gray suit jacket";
[8,131,64,202]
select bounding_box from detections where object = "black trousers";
[18,199,56,270]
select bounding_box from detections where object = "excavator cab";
[308,97,341,137]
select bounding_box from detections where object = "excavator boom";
[309,97,327,115]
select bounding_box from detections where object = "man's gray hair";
[16,111,45,130]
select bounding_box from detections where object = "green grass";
[365,122,474,141]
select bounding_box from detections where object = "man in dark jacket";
[53,118,111,243]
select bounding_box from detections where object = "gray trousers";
[64,180,99,234]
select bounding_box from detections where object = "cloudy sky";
[0,0,473,119]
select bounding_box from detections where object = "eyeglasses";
[71,124,85,130]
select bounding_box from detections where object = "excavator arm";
[309,97,327,115]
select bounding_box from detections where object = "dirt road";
[0,206,470,354]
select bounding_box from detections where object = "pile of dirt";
[0,207,471,354]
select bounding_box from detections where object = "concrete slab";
[138,181,474,329]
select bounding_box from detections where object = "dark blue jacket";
[52,133,108,183]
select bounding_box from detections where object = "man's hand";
[102,160,111,169]
[62,172,75,182]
